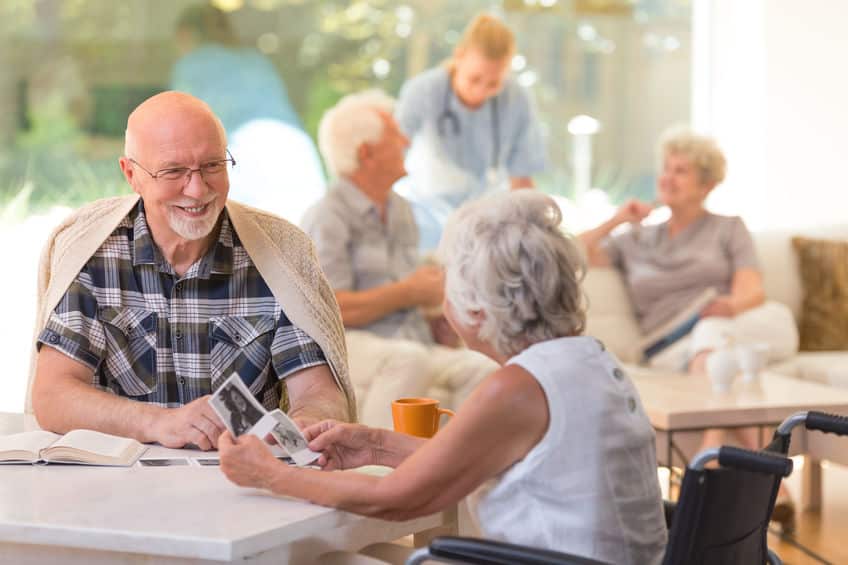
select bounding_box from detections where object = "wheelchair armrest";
[421,536,611,565]
[717,446,793,477]
[806,411,848,437]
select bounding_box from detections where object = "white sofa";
[584,225,848,386]
[583,224,848,477]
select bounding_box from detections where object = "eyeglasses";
[128,149,236,186]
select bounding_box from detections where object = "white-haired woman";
[395,13,547,252]
[219,191,667,565]
[579,128,799,528]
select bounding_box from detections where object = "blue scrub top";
[395,66,547,251]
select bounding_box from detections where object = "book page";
[0,430,61,461]
[49,429,138,458]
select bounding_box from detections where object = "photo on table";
[209,373,267,436]
[139,458,189,467]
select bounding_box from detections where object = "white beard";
[166,200,221,241]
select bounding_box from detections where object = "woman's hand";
[614,199,654,224]
[303,420,383,471]
[218,431,280,489]
[701,295,736,318]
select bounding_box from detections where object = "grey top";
[301,178,433,343]
[604,213,759,333]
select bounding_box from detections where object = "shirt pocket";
[209,315,276,390]
[98,307,158,397]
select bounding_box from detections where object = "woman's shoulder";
[705,212,751,233]
[399,66,448,100]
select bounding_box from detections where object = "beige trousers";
[346,330,498,428]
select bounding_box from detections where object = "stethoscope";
[436,74,502,185]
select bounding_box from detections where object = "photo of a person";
[217,385,264,436]
[271,422,307,453]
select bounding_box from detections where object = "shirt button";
[234,333,242,343]
[174,329,183,340]
[613,367,625,381]
[49,334,60,344]
[174,283,183,294]
[178,377,186,386]
[628,397,637,412]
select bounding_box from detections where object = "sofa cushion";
[791,236,848,350]
[582,268,643,363]
[769,352,848,388]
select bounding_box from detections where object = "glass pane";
[0,0,690,412]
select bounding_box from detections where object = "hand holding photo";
[209,373,267,437]
[260,409,320,467]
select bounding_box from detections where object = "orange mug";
[391,397,455,438]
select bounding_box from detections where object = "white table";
[629,369,848,509]
[0,413,456,564]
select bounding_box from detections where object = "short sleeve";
[301,203,355,290]
[726,216,760,272]
[270,310,327,379]
[396,73,433,138]
[37,268,105,370]
[505,87,548,177]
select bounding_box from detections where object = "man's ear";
[356,143,371,168]
[118,157,141,195]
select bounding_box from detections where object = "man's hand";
[303,420,382,471]
[701,295,736,318]
[150,395,225,450]
[614,199,653,224]
[219,431,279,489]
[404,265,445,308]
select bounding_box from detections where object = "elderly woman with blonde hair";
[218,191,667,565]
[579,127,799,527]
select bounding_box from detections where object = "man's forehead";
[126,91,226,158]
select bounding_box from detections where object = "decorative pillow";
[792,236,848,350]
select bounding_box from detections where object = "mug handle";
[437,408,455,430]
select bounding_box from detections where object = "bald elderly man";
[29,92,354,450]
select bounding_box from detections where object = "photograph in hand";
[264,410,320,466]
[209,373,267,436]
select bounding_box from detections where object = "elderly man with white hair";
[302,90,496,427]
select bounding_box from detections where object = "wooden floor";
[767,458,848,565]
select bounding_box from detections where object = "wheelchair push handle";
[806,410,848,436]
[717,446,794,477]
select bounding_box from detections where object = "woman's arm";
[702,268,765,318]
[219,365,548,521]
[577,199,653,267]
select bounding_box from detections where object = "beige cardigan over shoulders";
[26,194,355,421]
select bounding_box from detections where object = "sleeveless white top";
[468,336,667,565]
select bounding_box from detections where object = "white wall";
[695,0,848,231]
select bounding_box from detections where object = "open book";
[640,288,718,361]
[0,429,147,466]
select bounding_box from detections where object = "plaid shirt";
[37,202,327,409]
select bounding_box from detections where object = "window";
[0,0,690,412]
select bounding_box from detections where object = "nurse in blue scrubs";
[395,14,547,251]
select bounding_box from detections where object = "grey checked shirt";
[37,202,327,410]
[302,178,432,343]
